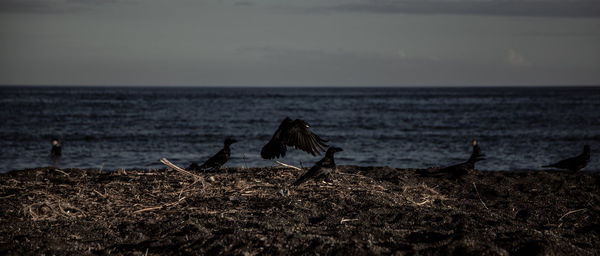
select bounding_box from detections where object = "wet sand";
[1,166,598,255]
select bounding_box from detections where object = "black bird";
[50,138,61,158]
[542,145,590,172]
[189,138,238,171]
[261,117,328,159]
[439,139,486,177]
[292,147,343,186]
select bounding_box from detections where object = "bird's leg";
[320,174,334,186]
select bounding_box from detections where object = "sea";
[1,86,598,172]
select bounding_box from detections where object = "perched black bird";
[439,139,486,177]
[292,147,343,186]
[50,138,61,167]
[189,138,238,171]
[50,138,61,158]
[542,145,590,172]
[261,117,328,159]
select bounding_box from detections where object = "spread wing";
[261,118,328,159]
[280,119,328,156]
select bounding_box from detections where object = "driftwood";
[160,158,205,187]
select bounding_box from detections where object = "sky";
[1,0,599,87]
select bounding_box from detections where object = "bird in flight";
[261,117,328,159]
[189,138,238,171]
[439,139,486,177]
[292,147,343,186]
[542,145,590,172]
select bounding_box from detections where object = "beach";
[1,166,598,255]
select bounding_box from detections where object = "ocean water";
[0,86,599,172]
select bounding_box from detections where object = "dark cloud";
[311,0,600,18]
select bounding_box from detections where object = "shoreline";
[5,165,599,174]
[1,166,599,255]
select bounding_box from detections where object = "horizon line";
[1,84,600,89]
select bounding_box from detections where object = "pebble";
[277,189,290,197]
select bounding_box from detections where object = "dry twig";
[340,218,358,224]
[401,184,448,206]
[160,158,205,187]
[472,182,489,210]
[53,168,69,176]
[275,161,303,171]
[133,197,186,213]
[558,208,586,227]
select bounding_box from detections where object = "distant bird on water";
[439,139,486,177]
[50,138,61,167]
[261,117,328,159]
[50,138,61,158]
[189,138,238,171]
[542,145,590,172]
[292,147,343,186]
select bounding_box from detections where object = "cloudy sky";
[1,0,599,86]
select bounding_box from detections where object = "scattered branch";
[558,208,586,227]
[472,182,489,210]
[275,161,303,171]
[134,197,186,213]
[401,184,449,207]
[53,169,69,176]
[160,158,205,187]
[340,218,358,224]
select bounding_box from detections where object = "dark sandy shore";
[1,166,598,255]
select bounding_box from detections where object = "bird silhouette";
[261,117,328,159]
[50,138,61,167]
[50,138,62,158]
[542,145,590,172]
[292,147,343,186]
[189,138,238,171]
[439,139,486,177]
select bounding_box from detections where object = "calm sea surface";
[1,86,598,172]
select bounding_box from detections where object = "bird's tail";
[197,164,212,172]
[417,168,448,177]
[292,173,310,186]
[261,140,286,159]
[468,156,486,163]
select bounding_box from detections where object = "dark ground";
[0,166,598,255]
